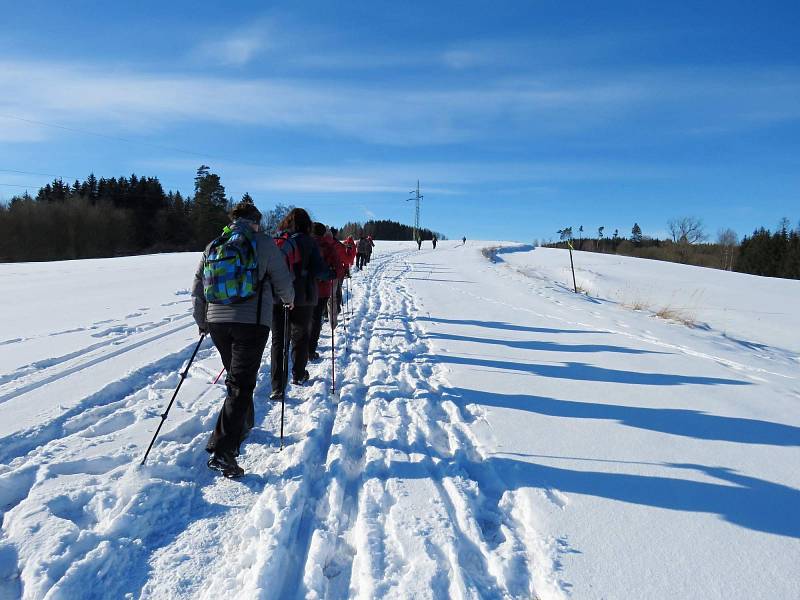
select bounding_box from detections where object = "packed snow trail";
[0,248,555,599]
[1,243,798,599]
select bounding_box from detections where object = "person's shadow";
[446,387,800,446]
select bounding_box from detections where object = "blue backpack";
[203,224,260,304]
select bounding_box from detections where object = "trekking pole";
[342,279,348,348]
[280,305,290,450]
[330,324,336,393]
[141,334,206,465]
[344,278,350,354]
[211,366,224,385]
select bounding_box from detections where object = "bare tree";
[264,203,295,235]
[668,216,707,244]
[717,228,738,270]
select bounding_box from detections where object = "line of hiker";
[187,201,363,478]
[355,234,374,269]
[416,234,438,250]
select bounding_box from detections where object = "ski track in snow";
[1,248,564,600]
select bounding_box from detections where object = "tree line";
[0,166,236,261]
[0,167,446,262]
[338,220,445,241]
[545,217,800,280]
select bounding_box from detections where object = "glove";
[199,324,209,335]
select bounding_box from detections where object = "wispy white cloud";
[193,21,273,67]
[136,157,688,203]
[0,58,798,150]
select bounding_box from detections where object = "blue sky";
[1,1,798,242]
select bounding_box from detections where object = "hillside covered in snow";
[1,241,798,599]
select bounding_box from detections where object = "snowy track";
[1,244,798,599]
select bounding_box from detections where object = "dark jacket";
[280,231,331,307]
[192,220,295,327]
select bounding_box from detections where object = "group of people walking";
[355,235,374,269]
[416,235,438,250]
[191,201,371,477]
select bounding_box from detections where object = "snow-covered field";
[1,241,798,599]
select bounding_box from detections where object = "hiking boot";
[309,351,320,361]
[269,390,284,400]
[291,370,310,385]
[207,450,244,478]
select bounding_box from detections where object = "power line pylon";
[407,180,423,241]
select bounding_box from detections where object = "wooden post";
[568,240,578,293]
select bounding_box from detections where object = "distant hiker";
[309,223,347,360]
[271,208,331,398]
[462,236,467,245]
[343,235,357,268]
[365,235,375,264]
[331,229,349,312]
[356,236,369,270]
[432,236,437,249]
[192,200,294,478]
[416,237,422,250]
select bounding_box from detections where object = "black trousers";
[309,296,329,357]
[206,322,270,455]
[356,253,366,269]
[271,304,314,392]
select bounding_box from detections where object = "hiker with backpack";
[432,236,437,249]
[309,223,347,360]
[365,235,375,264]
[333,230,350,312]
[192,200,295,478]
[343,235,357,269]
[270,208,332,399]
[356,236,369,270]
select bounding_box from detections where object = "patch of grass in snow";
[655,305,699,328]
[626,298,651,312]
[624,298,699,328]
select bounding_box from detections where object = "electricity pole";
[407,180,423,241]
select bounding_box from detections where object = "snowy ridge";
[1,242,798,599]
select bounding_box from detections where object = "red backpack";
[274,232,302,271]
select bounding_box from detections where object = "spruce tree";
[192,165,229,246]
[632,223,643,245]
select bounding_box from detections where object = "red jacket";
[314,235,347,297]
[343,236,357,265]
[331,238,349,276]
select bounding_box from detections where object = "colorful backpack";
[202,224,260,304]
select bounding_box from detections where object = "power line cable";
[0,114,221,160]
[0,183,39,188]
[0,168,82,180]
